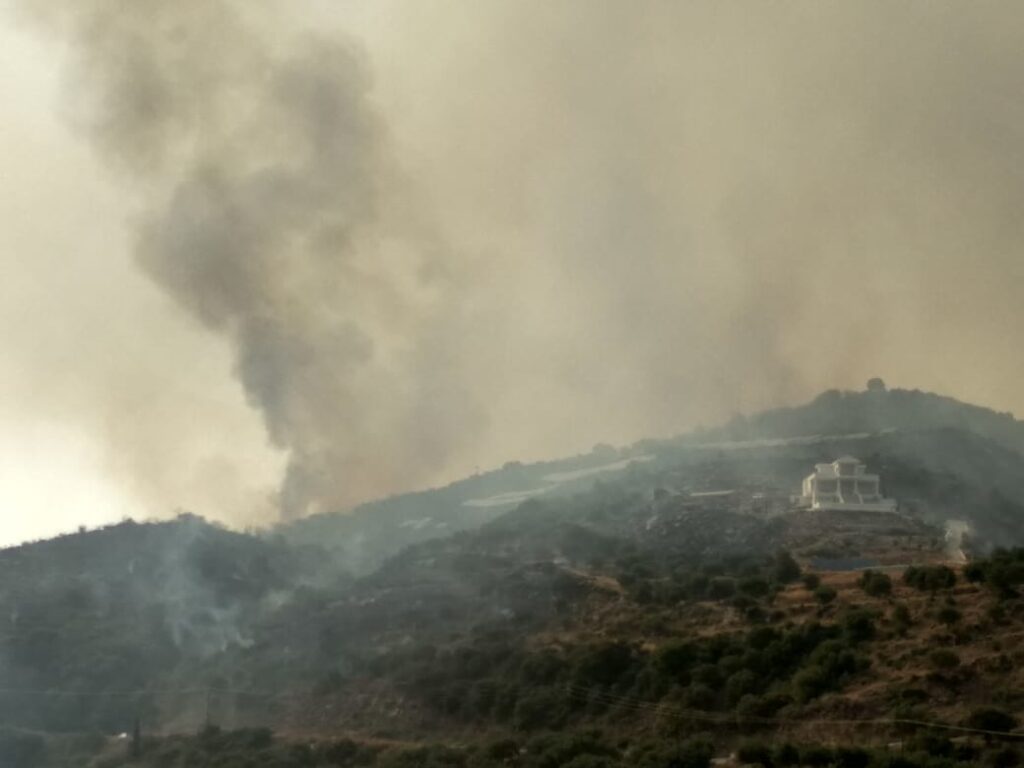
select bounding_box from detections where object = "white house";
[796,456,896,512]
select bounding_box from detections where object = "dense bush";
[833,747,871,768]
[524,730,617,768]
[799,745,835,766]
[928,649,960,670]
[903,565,957,592]
[966,707,1018,733]
[631,738,713,768]
[774,742,800,767]
[736,740,774,766]
[791,639,866,702]
[858,569,893,597]
[814,585,837,605]
[985,746,1021,768]
[378,744,467,768]
[840,608,878,643]
[513,689,569,731]
[572,642,637,688]
[890,603,912,632]
[935,605,961,625]
[739,577,772,598]
[964,549,1024,597]
[708,577,737,600]
[774,551,802,584]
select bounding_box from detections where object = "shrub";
[685,683,716,709]
[791,640,864,702]
[521,649,568,685]
[986,746,1021,768]
[964,562,986,582]
[965,707,1018,733]
[774,551,802,584]
[513,689,568,731]
[891,603,912,628]
[736,740,774,766]
[802,573,821,590]
[873,757,920,768]
[929,649,960,670]
[709,577,737,600]
[691,664,723,688]
[378,744,468,768]
[732,594,755,611]
[841,609,877,643]
[572,642,634,687]
[799,745,834,767]
[903,565,956,592]
[857,569,892,597]
[936,605,961,625]
[559,756,616,768]
[833,746,871,768]
[635,738,713,768]
[774,742,800,767]
[724,669,758,706]
[814,585,837,605]
[739,577,771,598]
[655,641,696,681]
[480,738,518,763]
[323,738,371,765]
[672,738,714,768]
[953,742,980,762]
[526,730,615,768]
[907,731,953,757]
[791,666,830,703]
[736,692,792,718]
[744,605,767,624]
[986,561,1024,597]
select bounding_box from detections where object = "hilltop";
[279,383,1024,575]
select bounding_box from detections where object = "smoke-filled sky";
[2,1,1023,545]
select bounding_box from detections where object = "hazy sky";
[2,1,1024,545]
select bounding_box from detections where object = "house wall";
[798,459,895,512]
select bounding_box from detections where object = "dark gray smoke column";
[24,0,481,519]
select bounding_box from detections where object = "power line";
[1,682,1020,740]
[0,686,302,701]
[565,684,1024,739]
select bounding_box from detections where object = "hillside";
[6,512,1024,767]
[278,384,1024,577]
[5,384,1024,766]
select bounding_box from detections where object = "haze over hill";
[4,1,1024,543]
[274,383,1024,573]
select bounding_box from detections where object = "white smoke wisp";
[944,519,970,563]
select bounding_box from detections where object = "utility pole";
[130,716,141,759]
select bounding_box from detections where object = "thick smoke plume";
[7,1,1024,534]
[20,0,482,519]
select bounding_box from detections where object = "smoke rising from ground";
[5,1,1024,530]
[16,0,483,519]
